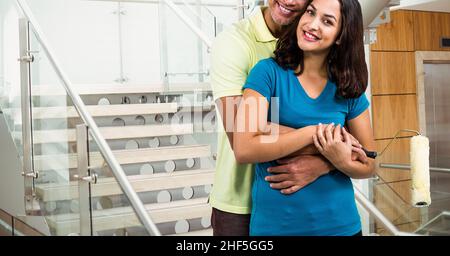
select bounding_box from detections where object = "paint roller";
[362,129,431,208]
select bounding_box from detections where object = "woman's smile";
[303,30,320,42]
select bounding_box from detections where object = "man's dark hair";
[274,0,367,99]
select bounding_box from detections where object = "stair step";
[46,198,211,235]
[34,144,211,171]
[36,169,215,202]
[12,103,178,121]
[15,124,193,144]
[169,228,213,236]
[10,102,216,125]
[31,83,211,96]
[178,102,215,113]
[11,104,176,123]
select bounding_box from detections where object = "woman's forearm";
[233,125,316,164]
[267,123,320,156]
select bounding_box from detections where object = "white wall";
[0,1,27,217]
[0,2,3,86]
[25,0,159,85]
[21,0,240,86]
[1,0,21,109]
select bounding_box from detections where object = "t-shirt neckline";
[290,69,332,103]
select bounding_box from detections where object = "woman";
[233,0,375,235]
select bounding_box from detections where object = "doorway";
[423,62,450,231]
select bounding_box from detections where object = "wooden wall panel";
[375,138,411,182]
[370,52,416,95]
[372,95,419,140]
[413,11,435,51]
[370,10,414,51]
[414,11,450,51]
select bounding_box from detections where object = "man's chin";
[272,14,297,26]
[275,18,296,26]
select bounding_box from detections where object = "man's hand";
[265,155,333,195]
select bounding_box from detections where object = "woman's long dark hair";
[274,0,368,99]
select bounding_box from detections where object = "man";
[209,0,333,236]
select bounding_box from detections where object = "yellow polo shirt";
[209,7,277,214]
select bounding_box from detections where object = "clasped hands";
[265,123,368,195]
[313,123,368,169]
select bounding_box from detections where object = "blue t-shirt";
[243,58,369,236]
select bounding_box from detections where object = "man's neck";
[262,7,283,38]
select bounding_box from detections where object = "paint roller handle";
[362,148,377,159]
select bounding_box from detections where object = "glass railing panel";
[0,0,24,156]
[205,0,262,22]
[372,137,424,235]
[161,2,215,85]
[372,178,423,235]
[28,27,87,236]
[117,1,161,84]
[87,137,151,236]
[373,164,450,235]
[415,169,450,235]
[415,211,450,236]
[158,0,219,162]
[158,1,248,86]
[85,97,215,235]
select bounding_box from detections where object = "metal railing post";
[18,18,39,215]
[75,124,93,236]
[114,2,128,84]
[159,0,169,88]
[195,0,204,83]
[380,163,450,174]
[236,0,245,20]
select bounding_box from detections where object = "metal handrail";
[15,0,161,236]
[180,0,212,28]
[379,163,450,174]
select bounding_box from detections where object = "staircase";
[23,82,217,236]
[0,0,231,236]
